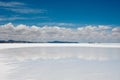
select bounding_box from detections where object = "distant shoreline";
[0,40,78,43]
[0,43,120,50]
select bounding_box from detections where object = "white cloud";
[0,1,46,14]
[5,8,46,14]
[112,27,120,32]
[37,22,75,27]
[0,1,24,7]
[0,16,28,21]
[0,16,47,21]
[0,23,120,42]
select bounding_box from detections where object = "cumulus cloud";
[0,47,120,61]
[0,23,120,42]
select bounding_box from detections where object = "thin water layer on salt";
[0,43,120,80]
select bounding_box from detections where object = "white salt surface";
[0,43,120,50]
[0,43,120,80]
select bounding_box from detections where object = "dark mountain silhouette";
[48,41,78,43]
[0,40,32,43]
[0,40,78,43]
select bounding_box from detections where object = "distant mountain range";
[48,41,78,43]
[0,40,78,43]
[0,40,32,43]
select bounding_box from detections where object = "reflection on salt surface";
[0,46,120,80]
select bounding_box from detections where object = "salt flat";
[0,43,120,50]
[0,43,120,80]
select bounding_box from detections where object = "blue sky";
[0,0,120,42]
[0,0,120,26]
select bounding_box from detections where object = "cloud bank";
[0,23,120,42]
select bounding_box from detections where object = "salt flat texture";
[0,43,120,50]
[0,43,120,80]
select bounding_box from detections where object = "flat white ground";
[0,43,120,50]
[0,43,120,80]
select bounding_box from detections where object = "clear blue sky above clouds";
[0,0,120,42]
[0,0,120,26]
